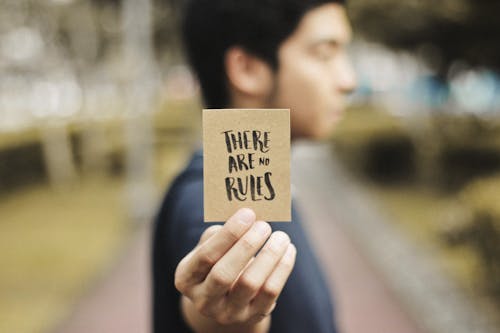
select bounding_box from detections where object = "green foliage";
[349,0,500,73]
[331,107,417,184]
[442,174,500,303]
[333,106,500,305]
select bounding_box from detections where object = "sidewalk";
[292,142,424,333]
[54,226,150,333]
[292,142,498,333]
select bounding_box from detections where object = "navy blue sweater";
[152,151,338,333]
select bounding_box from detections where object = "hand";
[174,208,296,330]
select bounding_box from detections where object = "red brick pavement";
[55,220,423,333]
[55,148,425,333]
[54,227,150,333]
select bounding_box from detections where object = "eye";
[312,44,338,61]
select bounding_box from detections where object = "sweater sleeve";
[167,176,223,268]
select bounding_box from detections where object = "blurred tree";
[349,0,500,76]
[88,0,182,64]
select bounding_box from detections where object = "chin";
[304,128,331,141]
[315,122,337,140]
[291,124,333,141]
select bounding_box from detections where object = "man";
[152,0,356,332]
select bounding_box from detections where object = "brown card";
[203,109,291,222]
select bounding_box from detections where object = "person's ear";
[225,46,274,99]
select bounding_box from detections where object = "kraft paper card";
[203,109,291,222]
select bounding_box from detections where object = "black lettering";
[256,175,263,196]
[252,130,261,151]
[236,132,243,150]
[225,177,246,201]
[250,175,261,201]
[243,130,251,149]
[222,130,271,153]
[236,153,249,171]
[228,155,238,173]
[222,130,233,153]
[262,132,270,153]
[237,177,248,197]
[258,157,269,166]
[225,177,235,201]
[264,172,275,200]
[248,153,255,169]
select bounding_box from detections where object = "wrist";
[181,296,271,333]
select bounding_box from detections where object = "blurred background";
[0,0,499,332]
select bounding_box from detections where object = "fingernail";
[236,208,255,225]
[254,221,271,236]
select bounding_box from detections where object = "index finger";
[177,208,256,287]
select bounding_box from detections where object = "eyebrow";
[308,38,344,49]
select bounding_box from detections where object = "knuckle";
[194,297,211,316]
[216,309,242,325]
[239,236,257,252]
[262,243,282,258]
[280,258,295,270]
[216,317,231,325]
[224,227,241,243]
[210,267,233,288]
[262,284,280,299]
[238,275,260,293]
[174,276,187,293]
[215,312,234,325]
[174,268,189,293]
[197,249,217,268]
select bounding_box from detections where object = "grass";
[332,105,500,313]
[0,177,129,333]
[365,184,481,292]
[0,146,194,333]
[0,98,200,333]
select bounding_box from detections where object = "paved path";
[292,142,498,333]
[291,142,424,333]
[53,227,150,333]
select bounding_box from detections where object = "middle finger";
[202,221,272,297]
[228,231,291,306]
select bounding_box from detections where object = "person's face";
[271,3,356,140]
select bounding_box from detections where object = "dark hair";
[181,0,345,108]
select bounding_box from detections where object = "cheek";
[277,62,332,137]
[296,62,332,107]
[273,56,332,138]
[279,79,310,134]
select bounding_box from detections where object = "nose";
[336,53,357,94]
